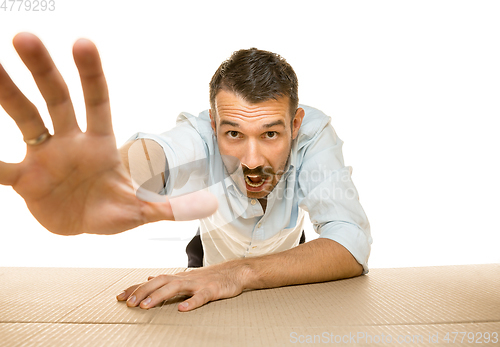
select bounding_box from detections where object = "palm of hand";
[14,132,150,235]
[0,33,183,235]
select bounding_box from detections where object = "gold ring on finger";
[24,129,52,146]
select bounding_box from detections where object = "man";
[0,33,372,312]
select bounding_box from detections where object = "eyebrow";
[219,120,240,128]
[262,120,286,129]
[219,119,286,129]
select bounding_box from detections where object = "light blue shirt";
[129,105,372,273]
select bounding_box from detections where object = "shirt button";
[257,223,262,228]
[251,199,257,205]
[252,246,257,249]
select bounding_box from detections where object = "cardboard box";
[0,264,499,346]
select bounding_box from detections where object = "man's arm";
[118,238,362,312]
[0,33,216,235]
[238,238,362,290]
[119,140,135,172]
[119,139,167,194]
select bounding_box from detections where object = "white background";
[0,1,498,269]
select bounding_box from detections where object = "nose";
[240,138,265,170]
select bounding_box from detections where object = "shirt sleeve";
[297,120,372,274]
[125,113,211,197]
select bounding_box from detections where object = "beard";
[241,151,290,198]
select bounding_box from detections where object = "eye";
[227,131,240,139]
[266,131,278,139]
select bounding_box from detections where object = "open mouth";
[245,175,266,188]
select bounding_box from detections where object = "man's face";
[210,90,304,200]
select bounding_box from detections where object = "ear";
[291,108,305,140]
[209,109,216,133]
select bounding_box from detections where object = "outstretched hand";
[0,33,217,235]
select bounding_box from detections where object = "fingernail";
[180,302,189,309]
[127,295,136,305]
[117,291,126,299]
[141,297,152,307]
[76,38,92,45]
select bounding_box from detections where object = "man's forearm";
[120,237,363,312]
[119,139,166,193]
[219,238,363,291]
[119,140,135,171]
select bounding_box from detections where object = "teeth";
[245,175,265,187]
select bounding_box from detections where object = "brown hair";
[209,48,299,119]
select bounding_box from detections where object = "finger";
[72,38,112,136]
[178,289,213,312]
[0,161,21,186]
[116,283,141,301]
[12,32,79,134]
[140,190,218,224]
[170,190,219,221]
[129,275,182,308]
[0,62,46,140]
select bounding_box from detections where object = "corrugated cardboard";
[1,264,499,346]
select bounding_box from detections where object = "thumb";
[141,189,218,222]
[170,189,219,221]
